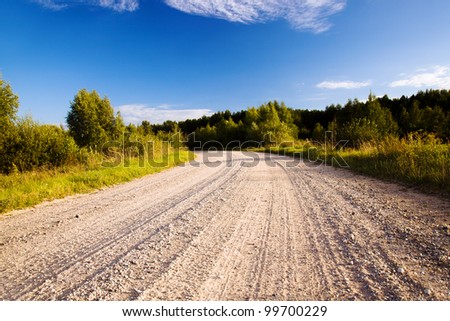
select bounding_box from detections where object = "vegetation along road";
[0,152,449,301]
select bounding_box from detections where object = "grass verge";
[255,135,450,194]
[0,150,195,214]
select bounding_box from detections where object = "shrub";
[3,118,78,173]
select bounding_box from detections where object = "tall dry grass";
[341,134,449,191]
[257,133,450,193]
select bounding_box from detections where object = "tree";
[407,100,423,132]
[245,102,298,144]
[66,89,118,149]
[365,93,398,137]
[0,79,20,173]
[337,94,398,146]
[0,79,19,124]
[339,118,381,147]
[139,120,152,137]
[112,111,126,141]
[312,123,325,142]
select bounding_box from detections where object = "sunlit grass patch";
[255,134,450,194]
[0,150,194,214]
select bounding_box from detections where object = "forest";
[152,90,450,147]
[149,90,448,192]
[1,76,449,213]
[2,75,450,172]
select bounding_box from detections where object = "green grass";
[0,150,195,214]
[337,136,450,193]
[254,135,450,194]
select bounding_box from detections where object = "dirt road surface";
[1,151,449,301]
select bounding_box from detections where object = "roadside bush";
[338,118,382,147]
[3,118,79,173]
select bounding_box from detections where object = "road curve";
[0,151,449,301]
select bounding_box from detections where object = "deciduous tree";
[67,89,117,149]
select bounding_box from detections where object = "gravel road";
[1,151,449,301]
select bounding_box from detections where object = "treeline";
[0,80,174,174]
[2,73,449,174]
[149,90,450,148]
[297,91,449,144]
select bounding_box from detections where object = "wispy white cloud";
[389,65,450,89]
[164,0,346,33]
[316,80,371,89]
[118,104,213,125]
[34,0,346,32]
[33,0,139,12]
[98,0,139,12]
[34,0,68,10]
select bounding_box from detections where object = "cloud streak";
[35,0,346,32]
[164,0,346,33]
[118,104,213,125]
[34,0,139,12]
[316,80,371,89]
[34,0,68,10]
[389,65,450,89]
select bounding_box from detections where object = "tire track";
[1,156,241,300]
[276,158,449,300]
[1,152,449,301]
[197,156,315,300]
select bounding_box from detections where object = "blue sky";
[1,0,450,125]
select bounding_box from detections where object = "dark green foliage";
[11,119,78,172]
[112,111,126,141]
[291,90,449,144]
[139,120,152,136]
[312,123,325,142]
[165,90,450,148]
[66,89,118,149]
[0,79,20,173]
[2,73,449,174]
[1,117,78,173]
[0,79,19,125]
[183,101,298,148]
[337,94,398,146]
[1,79,79,173]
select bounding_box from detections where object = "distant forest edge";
[153,90,450,148]
[154,89,449,193]
[1,76,450,174]
[1,77,449,214]
[158,89,449,193]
